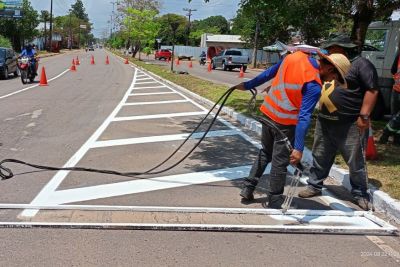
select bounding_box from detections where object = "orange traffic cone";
[207,62,212,72]
[76,56,80,65]
[188,61,193,68]
[106,55,110,65]
[176,58,180,66]
[166,57,170,63]
[239,66,244,78]
[365,127,378,160]
[124,58,129,64]
[91,55,95,65]
[70,59,77,71]
[39,66,48,86]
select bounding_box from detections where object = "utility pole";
[49,0,53,52]
[183,8,196,46]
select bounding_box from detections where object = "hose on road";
[0,86,237,180]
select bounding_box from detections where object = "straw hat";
[319,52,351,87]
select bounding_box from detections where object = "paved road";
[0,49,399,266]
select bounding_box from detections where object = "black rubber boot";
[240,186,254,201]
[379,129,390,144]
[393,134,400,146]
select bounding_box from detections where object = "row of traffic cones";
[38,54,110,86]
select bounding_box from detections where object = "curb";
[113,51,400,223]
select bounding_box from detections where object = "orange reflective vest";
[260,51,321,125]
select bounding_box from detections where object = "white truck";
[211,49,250,72]
[362,21,400,116]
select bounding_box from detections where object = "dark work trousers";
[243,119,295,195]
[307,117,369,198]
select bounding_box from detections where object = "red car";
[155,49,172,60]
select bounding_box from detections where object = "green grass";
[115,51,400,200]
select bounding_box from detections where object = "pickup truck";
[211,49,250,72]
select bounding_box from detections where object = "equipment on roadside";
[70,59,77,71]
[91,55,95,65]
[76,56,80,65]
[106,56,110,65]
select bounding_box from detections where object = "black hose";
[0,87,236,180]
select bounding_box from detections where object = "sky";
[30,0,241,37]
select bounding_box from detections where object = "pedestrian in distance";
[379,44,400,146]
[298,35,379,211]
[235,50,351,209]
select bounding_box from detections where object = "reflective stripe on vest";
[260,51,321,125]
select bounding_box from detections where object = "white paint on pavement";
[0,69,70,100]
[123,100,189,106]
[91,130,239,148]
[46,166,252,205]
[112,111,207,122]
[129,92,176,96]
[131,85,167,90]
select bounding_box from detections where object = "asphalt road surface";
[0,49,399,266]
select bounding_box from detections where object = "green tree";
[71,0,89,21]
[0,34,11,48]
[156,14,187,46]
[0,0,39,50]
[124,7,159,59]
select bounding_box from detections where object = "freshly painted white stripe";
[91,130,238,148]
[135,77,154,81]
[21,68,139,217]
[134,81,162,85]
[0,69,70,100]
[46,166,252,204]
[123,100,189,106]
[129,92,176,96]
[131,85,167,90]
[113,111,207,122]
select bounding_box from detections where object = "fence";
[161,45,280,66]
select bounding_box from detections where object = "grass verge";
[115,51,400,200]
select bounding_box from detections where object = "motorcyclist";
[20,44,38,75]
[199,51,206,64]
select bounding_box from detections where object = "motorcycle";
[199,56,206,66]
[18,56,37,84]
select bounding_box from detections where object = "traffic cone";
[91,55,95,65]
[188,61,193,68]
[124,58,129,64]
[166,57,170,63]
[70,59,77,71]
[106,55,110,65]
[207,62,212,72]
[39,66,48,86]
[365,126,378,160]
[76,56,80,65]
[239,66,244,78]
[176,58,180,65]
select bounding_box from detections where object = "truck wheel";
[212,61,216,70]
[222,62,227,71]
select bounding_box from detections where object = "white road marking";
[135,77,154,81]
[123,100,189,106]
[113,111,207,122]
[46,166,252,205]
[0,69,70,100]
[129,92,176,96]
[91,130,238,148]
[131,85,167,90]
[20,68,139,217]
[134,81,162,85]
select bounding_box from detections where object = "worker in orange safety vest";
[235,51,351,209]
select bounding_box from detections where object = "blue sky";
[30,0,241,37]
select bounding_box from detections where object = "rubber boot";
[379,128,390,144]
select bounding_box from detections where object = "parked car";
[88,45,95,51]
[211,49,250,72]
[155,49,172,60]
[0,47,18,80]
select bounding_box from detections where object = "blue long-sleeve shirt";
[244,58,321,152]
